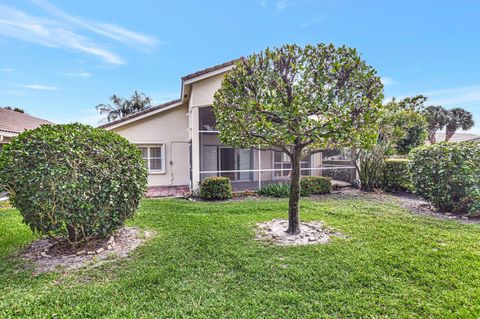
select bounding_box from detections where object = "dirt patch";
[21,227,153,274]
[255,219,344,246]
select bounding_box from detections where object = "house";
[0,108,53,150]
[100,59,355,196]
[428,132,480,144]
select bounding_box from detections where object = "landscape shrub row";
[382,158,412,192]
[409,141,480,215]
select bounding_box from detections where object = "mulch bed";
[21,227,154,274]
[255,219,345,246]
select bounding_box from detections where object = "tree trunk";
[286,148,302,235]
[66,224,78,243]
[428,130,436,144]
[445,130,454,142]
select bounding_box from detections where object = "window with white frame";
[138,144,165,173]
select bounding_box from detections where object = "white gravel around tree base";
[21,227,153,274]
[256,219,343,246]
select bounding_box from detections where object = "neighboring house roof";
[100,58,242,130]
[0,108,53,135]
[429,132,480,144]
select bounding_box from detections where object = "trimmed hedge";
[200,177,232,200]
[300,176,332,196]
[383,158,412,192]
[0,123,148,243]
[409,141,480,215]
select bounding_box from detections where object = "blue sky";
[1,0,479,134]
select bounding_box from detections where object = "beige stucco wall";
[111,104,190,187]
[190,73,225,107]
[189,73,227,189]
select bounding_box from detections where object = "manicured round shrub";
[300,176,332,196]
[382,158,412,192]
[409,141,480,214]
[200,177,232,200]
[0,123,148,243]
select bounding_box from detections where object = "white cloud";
[259,0,297,10]
[63,71,91,77]
[20,84,58,90]
[1,68,14,72]
[0,1,157,65]
[33,0,157,48]
[381,77,395,86]
[423,85,480,106]
[276,0,293,10]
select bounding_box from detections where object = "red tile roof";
[0,108,53,134]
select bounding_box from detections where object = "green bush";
[383,158,412,192]
[300,176,332,196]
[258,183,290,198]
[409,142,480,214]
[200,177,232,200]
[0,123,148,243]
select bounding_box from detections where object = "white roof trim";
[103,101,184,130]
[182,65,233,85]
[0,131,18,137]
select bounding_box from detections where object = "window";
[199,106,217,131]
[138,145,165,173]
[273,151,311,179]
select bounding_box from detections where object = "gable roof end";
[99,99,182,129]
[100,58,243,130]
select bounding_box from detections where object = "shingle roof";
[0,108,53,134]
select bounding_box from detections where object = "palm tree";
[445,108,475,142]
[422,105,448,144]
[96,91,151,122]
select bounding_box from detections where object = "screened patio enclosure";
[198,106,356,192]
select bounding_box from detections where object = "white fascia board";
[182,65,234,85]
[103,101,183,130]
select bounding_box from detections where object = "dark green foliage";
[383,159,412,192]
[300,176,332,196]
[259,177,332,198]
[214,43,384,234]
[409,142,480,214]
[199,177,232,200]
[258,183,290,198]
[0,123,148,242]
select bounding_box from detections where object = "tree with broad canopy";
[213,43,384,234]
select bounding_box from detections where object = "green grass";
[1,196,480,318]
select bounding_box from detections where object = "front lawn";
[1,196,480,318]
